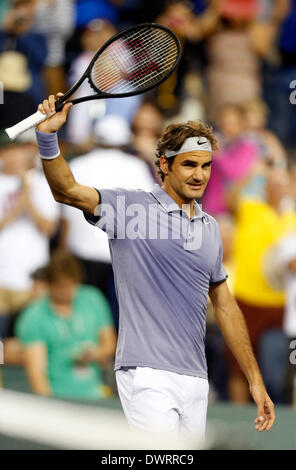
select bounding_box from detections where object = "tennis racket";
[5,23,181,140]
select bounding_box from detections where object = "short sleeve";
[15,305,47,345]
[210,222,228,285]
[84,188,135,238]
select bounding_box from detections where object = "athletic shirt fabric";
[84,185,227,379]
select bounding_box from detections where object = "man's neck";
[51,301,72,317]
[162,182,195,218]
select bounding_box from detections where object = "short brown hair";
[46,249,83,284]
[155,120,218,181]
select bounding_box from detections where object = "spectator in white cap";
[61,115,155,330]
[93,115,132,147]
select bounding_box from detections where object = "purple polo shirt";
[85,185,227,378]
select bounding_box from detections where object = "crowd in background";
[1,0,296,406]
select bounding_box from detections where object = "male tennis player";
[34,94,275,443]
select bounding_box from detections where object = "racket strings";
[93,43,177,93]
[103,33,177,73]
[93,33,176,75]
[90,26,179,94]
[113,49,178,93]
[113,37,177,76]
[93,45,177,93]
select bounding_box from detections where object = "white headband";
[164,136,212,159]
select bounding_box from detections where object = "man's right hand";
[37,94,73,134]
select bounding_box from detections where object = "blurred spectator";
[0,142,59,338]
[204,0,288,123]
[264,0,296,150]
[16,249,117,399]
[243,98,287,164]
[75,0,125,28]
[3,266,49,366]
[168,71,206,124]
[202,104,259,217]
[66,18,141,145]
[206,3,260,122]
[155,0,200,114]
[131,100,164,176]
[0,0,9,24]
[263,229,296,404]
[0,48,35,129]
[156,0,219,43]
[30,266,49,300]
[226,164,296,403]
[33,0,75,95]
[61,115,155,330]
[272,231,296,304]
[0,0,47,105]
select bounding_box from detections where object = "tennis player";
[34,94,275,443]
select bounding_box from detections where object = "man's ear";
[159,155,169,177]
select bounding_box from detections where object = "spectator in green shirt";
[16,248,116,400]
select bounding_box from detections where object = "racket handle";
[5,110,55,141]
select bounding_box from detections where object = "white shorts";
[116,367,209,444]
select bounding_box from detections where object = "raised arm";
[36,94,99,215]
[209,281,275,432]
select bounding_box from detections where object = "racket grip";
[5,110,55,141]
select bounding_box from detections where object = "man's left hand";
[250,384,276,432]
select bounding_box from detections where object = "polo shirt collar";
[151,184,205,220]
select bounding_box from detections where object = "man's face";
[265,168,292,204]
[160,151,212,201]
[1,145,29,175]
[219,108,244,140]
[50,277,77,306]
[10,0,35,34]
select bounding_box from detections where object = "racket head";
[86,23,182,98]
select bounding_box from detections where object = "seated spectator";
[0,142,59,338]
[131,100,164,177]
[0,1,9,24]
[264,0,296,150]
[3,266,50,366]
[243,99,287,164]
[264,230,296,404]
[0,48,35,129]
[155,0,200,114]
[33,0,75,95]
[202,104,259,217]
[16,249,117,400]
[75,0,123,28]
[0,0,47,106]
[225,164,296,403]
[205,1,260,123]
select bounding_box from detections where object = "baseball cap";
[93,115,132,147]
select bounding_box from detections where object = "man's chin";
[186,185,205,198]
